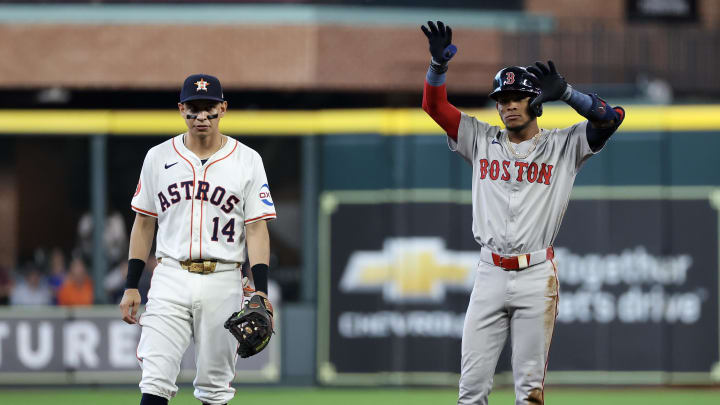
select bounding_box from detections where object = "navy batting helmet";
[489,66,543,117]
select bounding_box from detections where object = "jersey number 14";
[211,217,235,243]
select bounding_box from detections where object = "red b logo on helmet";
[504,72,515,85]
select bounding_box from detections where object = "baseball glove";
[224,295,274,358]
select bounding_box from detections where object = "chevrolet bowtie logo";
[339,237,478,303]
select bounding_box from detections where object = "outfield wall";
[0,105,718,386]
[314,109,720,385]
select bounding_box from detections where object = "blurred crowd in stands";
[0,210,155,306]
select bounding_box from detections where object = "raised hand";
[527,60,568,110]
[421,20,457,64]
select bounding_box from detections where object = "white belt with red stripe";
[480,246,555,270]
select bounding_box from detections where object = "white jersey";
[449,113,594,255]
[131,134,276,263]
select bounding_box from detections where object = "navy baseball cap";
[179,74,224,103]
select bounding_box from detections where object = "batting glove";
[242,276,255,298]
[421,20,458,73]
[527,60,569,110]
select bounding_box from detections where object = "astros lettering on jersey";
[131,134,276,262]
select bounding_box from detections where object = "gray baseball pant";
[458,259,559,405]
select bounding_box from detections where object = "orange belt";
[488,246,555,270]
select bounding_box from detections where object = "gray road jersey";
[449,113,595,255]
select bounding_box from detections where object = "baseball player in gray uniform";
[420,21,625,404]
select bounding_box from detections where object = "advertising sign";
[317,189,719,385]
[0,282,281,384]
[627,0,698,23]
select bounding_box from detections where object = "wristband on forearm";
[562,85,617,123]
[429,58,448,74]
[561,84,593,114]
[125,259,145,289]
[426,65,446,86]
[251,263,269,295]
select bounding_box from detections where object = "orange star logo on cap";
[195,78,209,92]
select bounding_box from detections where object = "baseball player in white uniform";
[420,22,625,404]
[119,74,276,405]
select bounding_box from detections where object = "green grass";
[0,387,718,405]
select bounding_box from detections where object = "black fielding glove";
[421,20,457,73]
[527,60,569,111]
[224,295,274,358]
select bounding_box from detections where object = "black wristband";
[251,263,269,295]
[126,259,145,289]
[429,59,448,74]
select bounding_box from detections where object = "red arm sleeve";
[422,80,462,141]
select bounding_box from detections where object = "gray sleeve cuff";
[563,84,594,116]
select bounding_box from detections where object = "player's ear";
[218,101,228,118]
[178,102,185,116]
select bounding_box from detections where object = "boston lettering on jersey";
[157,180,239,213]
[478,159,554,184]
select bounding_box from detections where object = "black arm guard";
[585,93,620,123]
[587,105,626,152]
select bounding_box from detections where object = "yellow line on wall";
[1,105,719,136]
